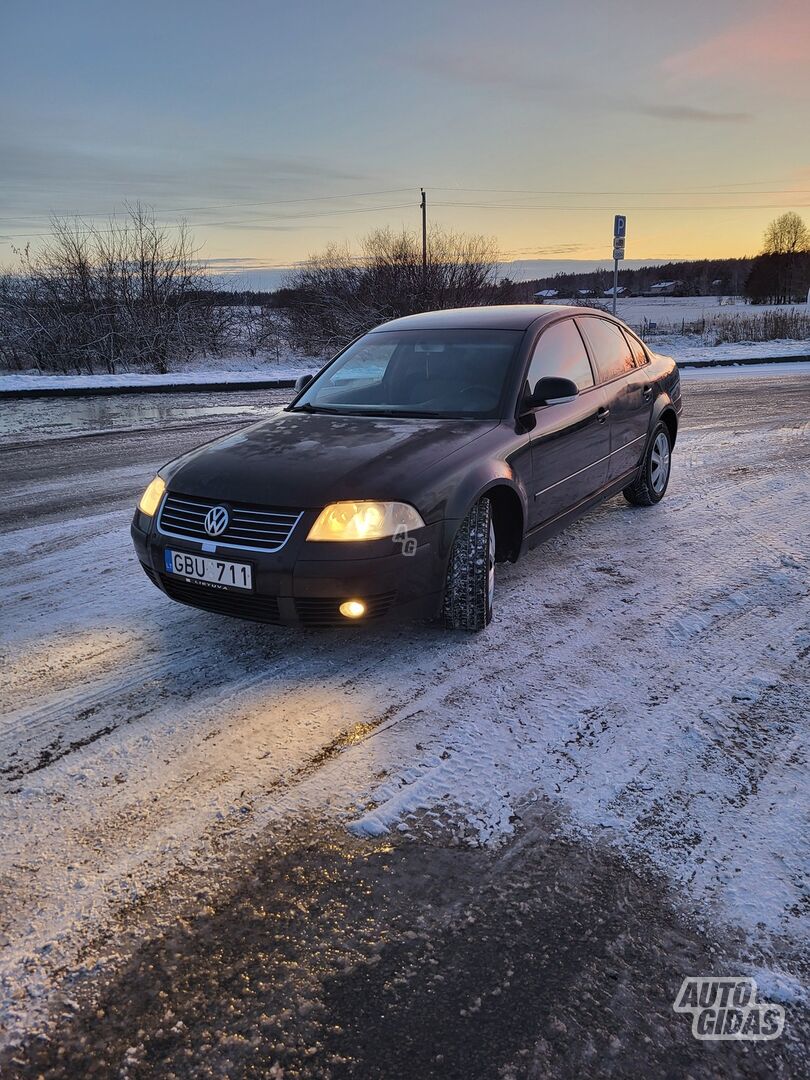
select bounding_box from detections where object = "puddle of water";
[0,390,289,443]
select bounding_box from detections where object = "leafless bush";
[640,309,810,344]
[0,205,231,374]
[235,305,286,360]
[283,226,504,353]
[707,310,810,344]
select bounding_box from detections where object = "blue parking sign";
[614,215,626,238]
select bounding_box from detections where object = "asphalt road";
[2,374,808,533]
[0,389,292,533]
[1,370,808,1078]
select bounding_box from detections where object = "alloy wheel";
[650,430,671,494]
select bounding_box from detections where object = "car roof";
[372,304,613,333]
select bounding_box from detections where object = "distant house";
[603,285,627,298]
[533,289,559,302]
[646,280,683,297]
[577,288,595,298]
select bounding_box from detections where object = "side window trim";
[571,317,597,386]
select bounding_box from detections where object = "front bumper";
[131,510,448,628]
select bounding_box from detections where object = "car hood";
[162,408,497,510]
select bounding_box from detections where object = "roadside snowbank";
[650,336,809,365]
[0,368,312,394]
[1,345,808,396]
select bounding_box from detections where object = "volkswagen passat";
[132,306,682,631]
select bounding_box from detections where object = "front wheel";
[442,498,495,631]
[623,422,672,506]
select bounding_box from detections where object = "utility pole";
[420,188,427,286]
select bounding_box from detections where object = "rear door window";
[577,317,636,382]
[526,318,595,392]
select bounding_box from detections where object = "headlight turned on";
[307,501,424,542]
[138,476,166,517]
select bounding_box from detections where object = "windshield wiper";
[289,403,350,415]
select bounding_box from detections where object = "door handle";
[597,406,610,423]
[642,384,653,402]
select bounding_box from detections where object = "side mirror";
[530,376,579,406]
[294,374,314,393]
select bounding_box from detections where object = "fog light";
[339,599,366,619]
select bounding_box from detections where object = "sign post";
[612,215,626,315]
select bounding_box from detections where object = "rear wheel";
[623,422,672,506]
[442,498,495,631]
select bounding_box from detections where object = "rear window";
[622,328,649,368]
[577,317,636,382]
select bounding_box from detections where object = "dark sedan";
[131,305,682,631]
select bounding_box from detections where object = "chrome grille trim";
[157,492,303,553]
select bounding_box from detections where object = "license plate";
[164,549,253,591]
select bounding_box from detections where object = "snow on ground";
[0,368,808,1045]
[681,360,810,380]
[611,295,809,328]
[0,342,807,396]
[1,298,807,395]
[0,367,307,393]
[650,337,809,365]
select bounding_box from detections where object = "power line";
[433,200,810,212]
[0,187,417,227]
[4,177,806,229]
[431,186,810,197]
[0,201,418,241]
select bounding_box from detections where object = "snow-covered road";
[1,369,808,1063]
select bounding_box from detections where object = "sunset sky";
[2,0,809,282]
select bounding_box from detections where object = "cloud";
[0,132,366,220]
[663,0,810,89]
[403,46,749,123]
[635,104,750,123]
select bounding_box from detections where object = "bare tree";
[762,212,810,255]
[283,226,505,353]
[0,205,231,373]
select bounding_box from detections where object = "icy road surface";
[0,370,808,1073]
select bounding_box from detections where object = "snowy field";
[0,366,808,1064]
[608,295,809,329]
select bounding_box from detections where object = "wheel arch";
[485,483,524,563]
[659,406,678,448]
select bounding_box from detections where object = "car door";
[525,318,611,528]
[576,316,654,484]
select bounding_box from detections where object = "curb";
[0,378,300,400]
[677,354,810,369]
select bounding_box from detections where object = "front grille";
[159,574,282,624]
[157,492,302,553]
[295,591,397,627]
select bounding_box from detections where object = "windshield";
[293,328,523,418]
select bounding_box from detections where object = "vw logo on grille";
[204,505,230,537]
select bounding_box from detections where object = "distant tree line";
[524,213,810,305]
[745,212,810,304]
[523,258,753,301]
